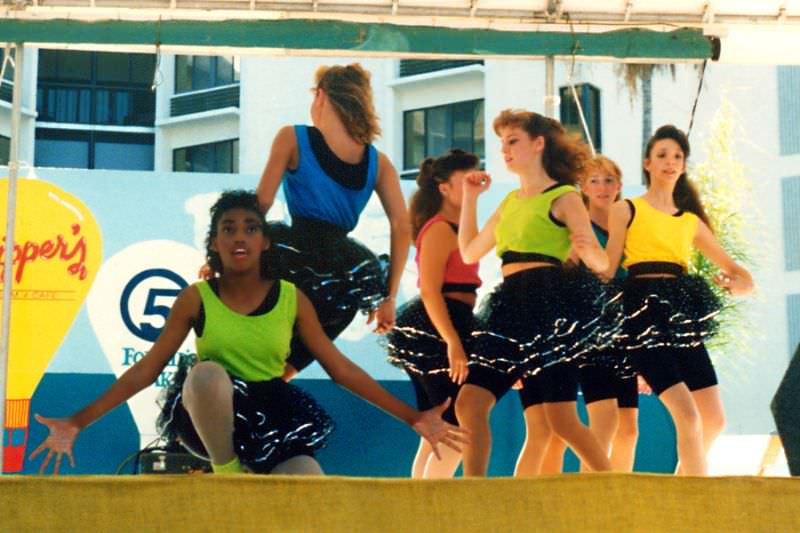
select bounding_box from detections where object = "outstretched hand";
[412,399,470,460]
[713,272,753,297]
[28,414,80,475]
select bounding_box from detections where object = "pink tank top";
[415,214,481,290]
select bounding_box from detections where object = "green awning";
[0,19,717,61]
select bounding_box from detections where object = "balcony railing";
[399,60,483,77]
[170,84,240,118]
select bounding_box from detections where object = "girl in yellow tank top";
[605,125,753,476]
[455,109,621,477]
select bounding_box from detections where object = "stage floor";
[2,473,798,532]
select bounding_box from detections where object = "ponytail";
[408,149,480,240]
[409,158,441,240]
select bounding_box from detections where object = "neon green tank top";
[195,279,297,381]
[495,184,576,261]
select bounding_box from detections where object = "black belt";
[441,283,479,294]
[501,251,562,267]
[627,261,685,277]
[291,216,349,240]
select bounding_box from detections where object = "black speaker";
[137,451,211,474]
[771,342,800,476]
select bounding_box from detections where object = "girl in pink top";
[387,149,481,478]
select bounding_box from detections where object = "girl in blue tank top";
[30,191,464,476]
[256,63,411,380]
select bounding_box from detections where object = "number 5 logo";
[120,268,189,342]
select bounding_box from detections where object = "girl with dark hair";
[256,63,410,380]
[29,190,464,476]
[541,154,640,474]
[604,125,753,475]
[455,109,618,477]
[386,149,481,478]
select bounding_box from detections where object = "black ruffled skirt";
[619,274,722,351]
[386,296,477,375]
[470,266,622,375]
[267,218,389,322]
[157,363,334,473]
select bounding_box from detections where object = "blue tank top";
[592,222,626,280]
[282,125,378,232]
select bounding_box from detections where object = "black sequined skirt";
[267,218,389,323]
[470,266,622,375]
[157,364,334,473]
[386,296,477,375]
[619,274,722,351]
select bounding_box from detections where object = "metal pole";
[0,42,24,474]
[544,55,556,118]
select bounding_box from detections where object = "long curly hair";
[492,109,592,185]
[315,63,381,145]
[205,190,272,278]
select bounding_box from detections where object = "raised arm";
[29,286,199,474]
[694,220,754,296]
[255,125,298,213]
[458,171,498,264]
[293,289,466,456]
[371,151,412,333]
[553,191,608,274]
[602,199,632,280]
[418,221,468,384]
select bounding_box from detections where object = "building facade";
[1,47,798,435]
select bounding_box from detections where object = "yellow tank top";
[623,197,699,269]
[494,184,576,261]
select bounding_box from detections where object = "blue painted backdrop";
[14,168,674,476]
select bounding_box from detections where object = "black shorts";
[631,344,718,396]
[579,364,639,408]
[406,369,459,425]
[463,361,579,408]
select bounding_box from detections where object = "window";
[0,47,13,104]
[0,135,9,166]
[399,59,483,77]
[778,66,800,156]
[402,99,484,175]
[173,139,239,173]
[175,56,239,94]
[788,294,800,357]
[783,176,800,271]
[559,83,602,152]
[36,50,156,126]
[35,129,154,170]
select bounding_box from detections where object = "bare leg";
[611,408,639,472]
[423,446,462,479]
[410,438,433,479]
[540,434,567,475]
[691,385,726,456]
[544,402,612,472]
[658,383,706,476]
[582,399,619,472]
[514,404,552,477]
[182,361,236,465]
[455,384,496,477]
[270,455,324,475]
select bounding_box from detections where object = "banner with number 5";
[86,240,205,447]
